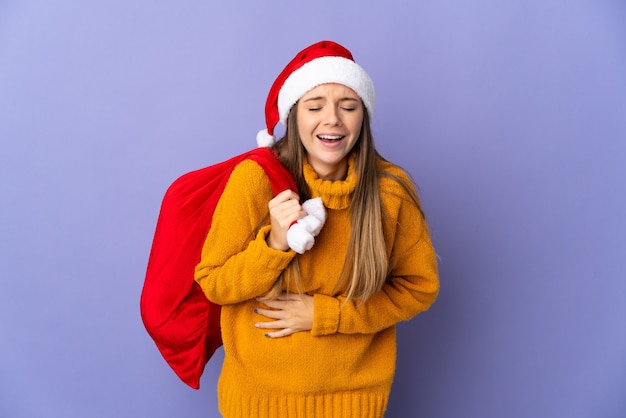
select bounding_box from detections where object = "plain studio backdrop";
[1,1,624,417]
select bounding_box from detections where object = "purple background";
[1,1,625,417]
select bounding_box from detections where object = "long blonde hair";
[268,105,422,303]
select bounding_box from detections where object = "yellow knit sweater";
[194,156,439,418]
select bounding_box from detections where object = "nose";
[323,106,342,126]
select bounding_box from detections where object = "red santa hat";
[257,40,376,147]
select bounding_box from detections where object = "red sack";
[141,148,296,389]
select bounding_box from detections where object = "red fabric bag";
[140,148,296,389]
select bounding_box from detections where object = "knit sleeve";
[194,160,296,305]
[311,175,439,336]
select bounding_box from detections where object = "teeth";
[318,135,343,140]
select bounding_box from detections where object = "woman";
[194,40,439,418]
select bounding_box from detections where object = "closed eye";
[339,98,360,112]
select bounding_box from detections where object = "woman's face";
[296,83,364,180]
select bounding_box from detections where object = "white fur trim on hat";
[277,56,375,126]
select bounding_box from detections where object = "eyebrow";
[302,96,360,103]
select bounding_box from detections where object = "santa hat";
[257,40,376,147]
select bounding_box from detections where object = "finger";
[254,319,287,329]
[275,202,304,218]
[275,293,302,301]
[279,189,299,200]
[257,294,299,305]
[254,307,284,320]
[264,328,296,338]
[270,199,301,214]
[256,299,297,311]
[275,209,305,229]
[269,203,305,231]
[256,297,286,308]
[269,190,300,207]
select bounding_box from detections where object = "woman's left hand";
[254,292,314,338]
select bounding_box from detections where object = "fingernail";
[264,333,270,338]
[253,309,258,314]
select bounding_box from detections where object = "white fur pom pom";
[286,198,327,254]
[287,222,315,254]
[297,215,323,237]
[256,129,275,147]
[301,197,326,234]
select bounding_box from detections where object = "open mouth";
[317,134,345,142]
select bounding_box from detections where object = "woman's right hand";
[266,190,307,251]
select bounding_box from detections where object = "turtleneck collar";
[303,156,357,210]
